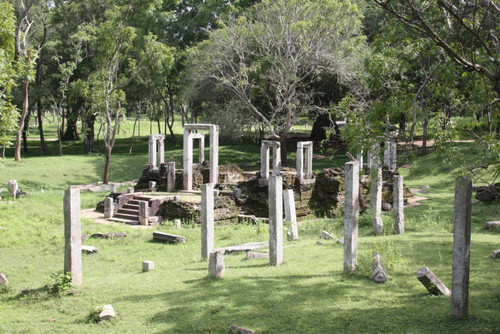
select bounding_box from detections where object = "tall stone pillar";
[383,141,390,169]
[370,148,383,235]
[167,162,176,192]
[393,175,405,234]
[451,176,472,318]
[201,183,215,260]
[305,145,313,179]
[357,150,363,174]
[296,145,304,180]
[283,189,298,240]
[209,126,219,184]
[149,137,157,168]
[158,137,165,165]
[390,141,397,171]
[198,135,205,164]
[64,187,82,285]
[272,144,281,176]
[261,143,270,179]
[343,161,359,274]
[183,129,193,190]
[269,175,283,265]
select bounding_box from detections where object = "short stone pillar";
[139,201,149,226]
[343,161,359,274]
[209,249,225,278]
[64,187,82,285]
[269,175,283,265]
[260,140,281,180]
[192,132,205,164]
[417,267,451,296]
[296,141,313,180]
[127,187,134,194]
[149,181,156,191]
[393,175,405,234]
[370,148,383,235]
[104,197,114,219]
[167,162,176,192]
[142,261,155,272]
[283,189,299,240]
[174,219,182,229]
[201,183,215,260]
[183,124,219,190]
[451,176,472,318]
[109,182,117,193]
[148,134,165,169]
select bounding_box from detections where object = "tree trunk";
[83,115,96,153]
[399,112,406,134]
[37,95,48,155]
[63,114,79,141]
[14,79,30,161]
[280,137,288,167]
[311,113,332,142]
[129,116,139,154]
[103,149,111,184]
[422,118,428,154]
[22,109,31,154]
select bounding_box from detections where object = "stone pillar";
[366,150,372,170]
[201,183,215,260]
[104,197,114,219]
[209,249,225,278]
[149,181,156,191]
[183,129,193,190]
[261,143,270,179]
[272,144,281,176]
[139,201,148,226]
[383,141,390,169]
[305,145,313,179]
[149,136,157,169]
[269,175,283,265]
[158,137,165,165]
[167,162,176,192]
[64,187,82,285]
[127,187,134,194]
[343,161,359,274]
[209,125,219,184]
[451,176,472,318]
[198,135,205,164]
[357,150,364,175]
[283,189,298,240]
[393,175,405,234]
[390,141,397,171]
[296,144,304,180]
[370,150,383,235]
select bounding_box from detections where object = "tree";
[189,0,366,162]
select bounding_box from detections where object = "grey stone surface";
[139,201,148,226]
[451,176,472,318]
[127,187,134,193]
[283,189,298,240]
[7,179,17,199]
[0,273,8,286]
[153,231,187,243]
[64,187,82,285]
[81,245,98,253]
[492,250,500,259]
[201,183,215,260]
[104,197,114,219]
[319,230,334,239]
[149,181,156,190]
[381,202,392,211]
[247,252,269,260]
[269,175,283,265]
[390,141,397,171]
[209,249,225,278]
[485,221,500,229]
[231,324,256,334]
[142,261,155,272]
[174,218,182,229]
[370,150,383,235]
[371,253,387,283]
[222,242,269,254]
[344,161,359,274]
[167,162,176,192]
[356,150,363,175]
[99,304,115,321]
[316,241,325,245]
[393,175,405,234]
[337,238,344,245]
[372,217,384,236]
[416,267,451,296]
[90,232,127,239]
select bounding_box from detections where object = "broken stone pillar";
[416,267,451,296]
[393,175,405,234]
[64,187,82,285]
[201,183,215,260]
[167,162,176,192]
[451,176,472,318]
[370,148,383,235]
[209,249,225,278]
[183,128,193,190]
[344,161,359,274]
[269,175,283,265]
[104,197,114,219]
[142,261,155,272]
[372,253,387,283]
[139,201,148,226]
[283,189,298,240]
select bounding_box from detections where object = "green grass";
[0,128,499,333]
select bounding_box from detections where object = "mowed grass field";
[0,119,499,333]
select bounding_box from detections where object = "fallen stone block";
[485,221,500,229]
[337,238,344,245]
[247,252,269,260]
[153,231,187,244]
[416,267,451,296]
[81,246,99,254]
[492,250,500,259]
[90,232,128,239]
[371,253,387,283]
[0,273,8,286]
[142,261,155,272]
[231,325,256,334]
[319,230,334,239]
[316,241,325,246]
[99,304,115,321]
[222,242,269,254]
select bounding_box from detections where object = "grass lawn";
[0,124,499,333]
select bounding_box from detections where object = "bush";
[46,271,72,296]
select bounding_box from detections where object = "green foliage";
[45,271,72,296]
[85,305,103,323]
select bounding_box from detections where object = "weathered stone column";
[198,134,205,164]
[283,189,298,240]
[296,144,304,179]
[209,125,219,184]
[201,183,214,260]
[149,136,157,169]
[183,129,193,190]
[167,162,176,192]
[393,175,405,234]
[370,148,383,235]
[64,187,82,285]
[451,176,472,318]
[139,201,148,226]
[158,137,165,165]
[260,143,270,179]
[305,144,313,179]
[104,197,114,219]
[209,249,225,278]
[383,141,390,169]
[269,175,283,265]
[343,161,359,274]
[356,150,364,174]
[390,141,397,171]
[272,144,281,176]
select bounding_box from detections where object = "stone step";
[114,213,140,220]
[108,217,139,225]
[117,208,139,215]
[134,196,154,201]
[123,204,139,210]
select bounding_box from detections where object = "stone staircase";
[108,194,165,225]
